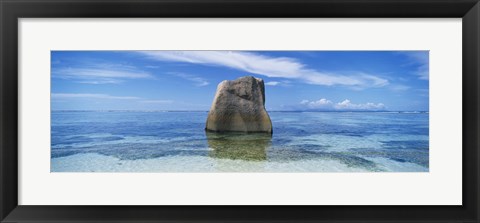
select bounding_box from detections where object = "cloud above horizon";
[51,93,141,100]
[265,81,280,86]
[52,63,153,84]
[52,93,173,104]
[399,51,429,80]
[300,98,386,111]
[167,72,209,87]
[139,51,389,88]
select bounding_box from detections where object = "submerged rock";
[206,131,272,161]
[205,76,272,133]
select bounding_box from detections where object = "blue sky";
[51,51,428,111]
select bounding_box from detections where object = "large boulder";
[205,76,272,133]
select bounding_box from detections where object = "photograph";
[50,50,429,172]
[3,0,478,221]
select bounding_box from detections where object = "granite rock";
[205,76,272,133]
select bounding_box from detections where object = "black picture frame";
[1,0,479,222]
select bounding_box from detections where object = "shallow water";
[51,111,429,172]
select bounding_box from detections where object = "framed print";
[1,0,479,222]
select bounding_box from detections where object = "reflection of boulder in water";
[206,131,272,161]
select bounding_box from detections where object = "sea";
[51,111,429,172]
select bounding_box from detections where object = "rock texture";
[205,76,272,133]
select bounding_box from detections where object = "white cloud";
[51,93,141,100]
[139,51,389,88]
[52,63,153,84]
[265,81,280,86]
[334,99,385,110]
[168,72,209,87]
[301,98,333,108]
[299,98,385,111]
[265,81,292,87]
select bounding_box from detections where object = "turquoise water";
[51,111,429,172]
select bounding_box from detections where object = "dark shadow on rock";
[206,131,272,161]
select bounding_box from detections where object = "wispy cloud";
[415,88,429,97]
[265,81,280,86]
[51,93,141,100]
[265,80,292,87]
[167,72,209,87]
[52,63,153,84]
[265,81,281,86]
[52,93,175,104]
[139,51,389,88]
[299,98,385,111]
[390,84,411,92]
[400,51,429,80]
